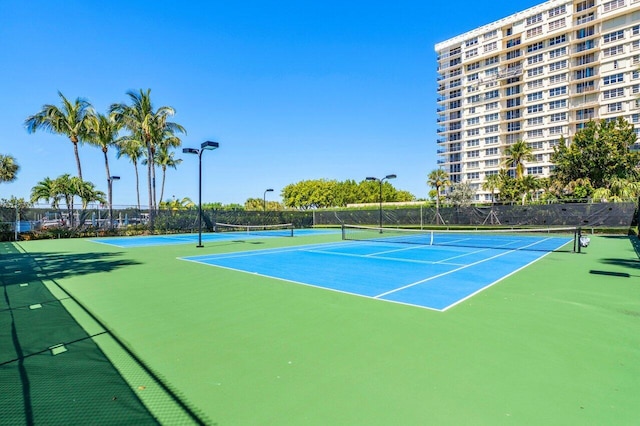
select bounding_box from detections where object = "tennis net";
[214,222,294,237]
[341,224,579,252]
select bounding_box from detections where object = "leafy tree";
[504,140,533,180]
[551,119,639,189]
[447,182,475,207]
[25,92,94,179]
[0,154,19,183]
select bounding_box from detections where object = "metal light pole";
[183,141,220,247]
[263,188,274,211]
[108,176,120,228]
[366,174,396,231]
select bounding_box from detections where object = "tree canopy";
[282,179,415,209]
[552,118,639,189]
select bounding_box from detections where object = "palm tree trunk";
[134,160,141,210]
[160,166,166,207]
[146,144,154,227]
[73,140,83,180]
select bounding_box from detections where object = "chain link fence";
[1,201,637,241]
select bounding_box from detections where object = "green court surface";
[2,232,639,425]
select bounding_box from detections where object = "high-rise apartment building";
[435,0,640,203]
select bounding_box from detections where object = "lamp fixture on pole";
[182,141,220,247]
[365,174,396,231]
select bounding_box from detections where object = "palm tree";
[110,89,185,224]
[504,140,534,180]
[153,144,182,206]
[0,154,19,183]
[482,173,501,204]
[427,168,450,224]
[24,92,95,180]
[518,175,540,205]
[86,113,122,218]
[116,139,144,210]
[30,177,61,209]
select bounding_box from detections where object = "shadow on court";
[0,243,159,425]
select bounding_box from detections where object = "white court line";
[374,237,557,299]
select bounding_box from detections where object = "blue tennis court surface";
[180,234,572,311]
[91,229,338,248]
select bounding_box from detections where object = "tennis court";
[181,227,575,311]
[2,229,640,424]
[92,225,337,248]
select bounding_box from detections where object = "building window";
[468,150,480,158]
[527,116,544,126]
[548,18,566,31]
[603,30,625,43]
[548,5,566,17]
[549,99,567,110]
[526,26,543,38]
[528,79,544,89]
[549,86,567,97]
[485,136,499,145]
[485,55,499,66]
[528,141,544,149]
[528,53,544,65]
[527,129,544,138]
[465,37,478,47]
[603,88,625,99]
[527,104,544,114]
[484,41,498,52]
[607,102,622,112]
[527,92,544,102]
[603,45,624,57]
[526,13,543,26]
[485,113,499,122]
[467,172,480,180]
[465,48,478,58]
[528,66,544,77]
[485,147,499,155]
[549,46,567,58]
[576,0,595,12]
[527,167,544,175]
[575,67,595,79]
[466,139,480,147]
[550,112,567,122]
[467,61,480,71]
[549,60,568,71]
[550,73,567,84]
[485,125,499,133]
[527,42,544,53]
[507,122,521,132]
[549,126,564,134]
[603,0,626,13]
[548,34,567,46]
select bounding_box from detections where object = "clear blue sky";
[0,0,543,207]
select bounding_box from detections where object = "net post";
[576,227,582,253]
[341,224,345,240]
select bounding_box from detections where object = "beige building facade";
[435,0,640,202]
